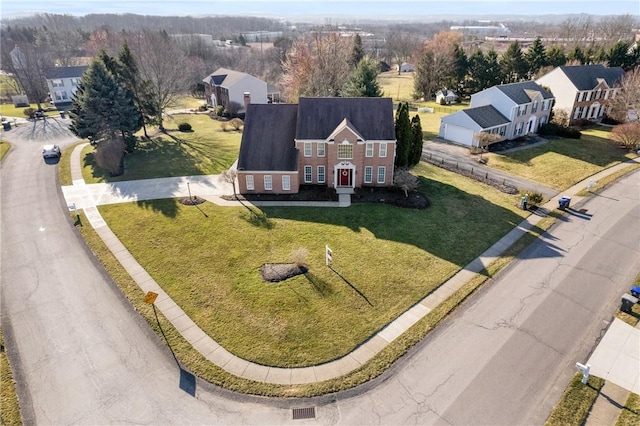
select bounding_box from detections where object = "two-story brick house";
[439,81,554,147]
[237,97,396,195]
[535,64,625,125]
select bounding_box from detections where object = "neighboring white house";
[202,68,269,109]
[535,64,625,125]
[435,89,458,105]
[439,81,554,147]
[397,62,415,72]
[44,65,88,109]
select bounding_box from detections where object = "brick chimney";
[243,92,251,112]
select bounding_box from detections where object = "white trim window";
[317,142,325,157]
[304,166,312,183]
[245,175,254,190]
[573,107,582,119]
[365,143,374,157]
[264,175,273,191]
[282,175,291,191]
[377,166,386,184]
[532,101,538,113]
[515,122,524,135]
[518,105,527,116]
[337,144,353,159]
[317,166,325,183]
[51,79,64,88]
[364,166,373,184]
[304,142,312,157]
[70,78,80,87]
[379,143,387,157]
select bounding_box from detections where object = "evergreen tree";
[593,46,608,64]
[116,42,158,139]
[466,49,488,94]
[394,102,412,168]
[547,45,567,67]
[452,44,468,97]
[340,57,383,97]
[525,37,548,78]
[500,40,527,83]
[350,34,364,66]
[608,41,633,69]
[69,59,140,175]
[567,45,586,64]
[408,114,423,167]
[485,48,503,87]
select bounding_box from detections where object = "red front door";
[339,169,351,186]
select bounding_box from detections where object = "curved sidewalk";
[61,143,640,385]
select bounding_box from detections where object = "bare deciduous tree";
[393,168,419,197]
[385,31,422,72]
[280,32,352,102]
[607,68,640,123]
[2,43,52,110]
[129,30,190,130]
[220,168,238,197]
[610,122,640,150]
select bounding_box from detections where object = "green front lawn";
[0,330,21,426]
[378,71,415,102]
[98,163,527,367]
[486,128,635,190]
[617,393,640,426]
[82,114,241,183]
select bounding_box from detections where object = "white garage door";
[442,124,474,147]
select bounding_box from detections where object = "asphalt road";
[2,121,638,425]
[328,170,640,425]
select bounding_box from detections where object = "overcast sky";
[3,0,639,19]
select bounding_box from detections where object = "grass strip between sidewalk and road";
[616,392,640,426]
[0,329,22,426]
[545,372,605,426]
[0,140,10,161]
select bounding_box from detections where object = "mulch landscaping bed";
[260,263,308,283]
[225,185,430,209]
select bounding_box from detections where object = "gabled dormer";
[326,118,366,145]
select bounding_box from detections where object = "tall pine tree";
[408,114,423,167]
[500,40,527,83]
[69,60,140,176]
[394,102,412,168]
[340,58,383,97]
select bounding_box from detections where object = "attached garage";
[439,105,510,147]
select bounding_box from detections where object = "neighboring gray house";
[536,64,625,125]
[45,65,88,109]
[439,81,554,147]
[397,62,415,72]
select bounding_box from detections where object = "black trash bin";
[558,197,571,210]
[59,110,66,119]
[2,121,11,131]
[621,293,638,313]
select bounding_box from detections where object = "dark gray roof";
[559,65,625,90]
[45,65,88,79]
[464,105,510,129]
[237,104,299,171]
[296,97,395,140]
[496,81,554,104]
[211,74,226,85]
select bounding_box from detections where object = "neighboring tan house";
[436,89,458,105]
[202,68,269,109]
[439,81,554,147]
[45,65,88,110]
[237,97,396,195]
[535,64,625,125]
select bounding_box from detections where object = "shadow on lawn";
[261,176,565,268]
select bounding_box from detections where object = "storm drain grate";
[292,407,316,420]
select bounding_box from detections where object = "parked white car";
[42,144,61,158]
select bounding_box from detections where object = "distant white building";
[450,23,510,36]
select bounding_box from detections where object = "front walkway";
[61,143,640,385]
